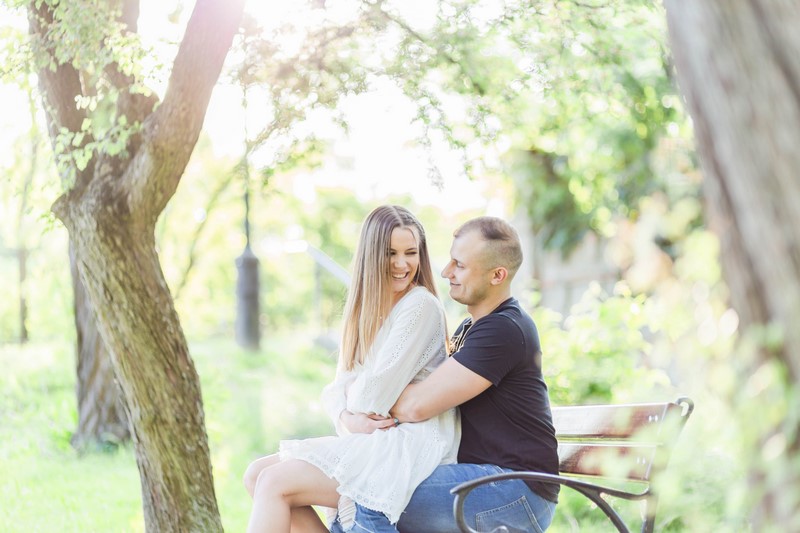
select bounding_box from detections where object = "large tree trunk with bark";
[29,0,245,529]
[70,242,130,449]
[665,1,800,528]
[61,196,223,530]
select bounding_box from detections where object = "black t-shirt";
[452,297,560,503]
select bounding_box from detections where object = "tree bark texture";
[69,241,130,449]
[665,0,800,527]
[29,0,245,530]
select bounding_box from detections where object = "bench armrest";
[450,471,651,533]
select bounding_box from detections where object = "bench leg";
[571,486,631,533]
[641,496,658,533]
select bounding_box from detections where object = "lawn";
[0,336,336,532]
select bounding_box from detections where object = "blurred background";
[0,0,754,531]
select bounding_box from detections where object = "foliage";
[228,6,375,185]
[0,10,30,86]
[535,282,671,407]
[0,0,703,337]
[230,0,702,254]
[22,0,153,188]
[366,0,699,255]
[0,74,70,343]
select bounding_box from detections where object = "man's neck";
[467,290,512,323]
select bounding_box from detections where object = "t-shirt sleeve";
[346,290,446,416]
[452,315,524,386]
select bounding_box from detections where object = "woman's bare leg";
[244,454,281,498]
[245,455,332,532]
[247,459,340,533]
[287,506,329,533]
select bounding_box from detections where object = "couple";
[244,205,559,532]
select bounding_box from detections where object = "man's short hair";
[454,217,523,277]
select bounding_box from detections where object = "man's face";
[441,230,493,306]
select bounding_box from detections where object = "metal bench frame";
[452,397,695,533]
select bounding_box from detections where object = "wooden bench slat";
[557,442,658,481]
[552,402,682,440]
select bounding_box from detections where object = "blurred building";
[513,214,619,318]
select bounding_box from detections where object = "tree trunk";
[29,0,245,529]
[69,241,130,449]
[62,203,222,530]
[17,247,28,343]
[16,92,37,344]
[665,1,800,527]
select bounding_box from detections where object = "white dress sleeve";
[321,367,357,436]
[345,288,446,417]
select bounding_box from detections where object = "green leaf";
[74,146,92,171]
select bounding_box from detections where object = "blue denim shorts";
[331,463,556,533]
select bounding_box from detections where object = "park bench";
[452,397,695,533]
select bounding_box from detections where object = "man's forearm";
[392,358,493,423]
[391,384,432,423]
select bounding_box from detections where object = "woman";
[244,205,460,532]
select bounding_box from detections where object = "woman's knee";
[243,461,261,496]
[253,464,289,499]
[251,459,340,508]
[244,455,280,496]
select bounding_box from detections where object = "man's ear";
[490,267,508,285]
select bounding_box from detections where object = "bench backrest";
[552,397,694,483]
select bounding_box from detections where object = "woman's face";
[389,226,420,302]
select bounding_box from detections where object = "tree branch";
[172,170,236,301]
[102,0,158,158]
[377,5,488,96]
[129,0,245,223]
[28,1,94,198]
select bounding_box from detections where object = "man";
[332,216,559,532]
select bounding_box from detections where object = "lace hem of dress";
[279,449,405,524]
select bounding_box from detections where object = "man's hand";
[339,410,397,433]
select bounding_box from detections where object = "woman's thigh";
[398,464,556,533]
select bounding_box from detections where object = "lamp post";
[235,86,260,350]
[235,191,260,350]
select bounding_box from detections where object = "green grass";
[0,335,336,532]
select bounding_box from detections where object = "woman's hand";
[339,410,397,434]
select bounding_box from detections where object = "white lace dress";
[279,286,460,524]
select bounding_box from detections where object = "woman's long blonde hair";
[340,205,438,370]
